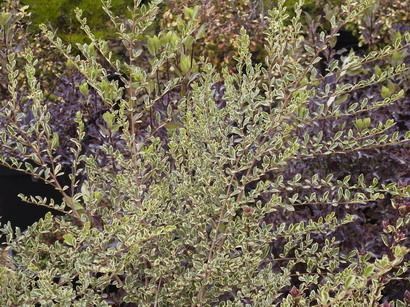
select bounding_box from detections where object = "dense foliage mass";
[0,0,409,306]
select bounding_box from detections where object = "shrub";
[0,1,74,103]
[1,0,410,305]
[0,1,29,96]
[355,0,410,48]
[20,0,134,45]
[160,0,268,70]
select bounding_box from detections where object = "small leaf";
[165,122,184,131]
[354,118,364,131]
[381,234,389,247]
[51,133,59,150]
[94,191,103,202]
[394,246,408,259]
[285,73,295,82]
[336,94,348,104]
[374,65,382,77]
[147,35,161,56]
[73,201,84,211]
[79,83,89,95]
[180,54,191,73]
[325,174,333,183]
[183,6,195,19]
[261,245,270,259]
[304,45,315,56]
[0,12,12,26]
[196,24,206,40]
[103,111,114,129]
[63,234,75,246]
[363,118,371,128]
[333,131,343,141]
[326,96,335,108]
[344,189,351,200]
[344,275,356,288]
[363,264,374,277]
[358,174,364,187]
[381,86,390,99]
[387,81,396,93]
[320,289,329,304]
[183,35,195,49]
[347,102,359,113]
[337,188,343,200]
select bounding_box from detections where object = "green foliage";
[0,2,28,87]
[1,0,410,305]
[21,0,133,44]
[160,0,268,70]
[354,0,410,47]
